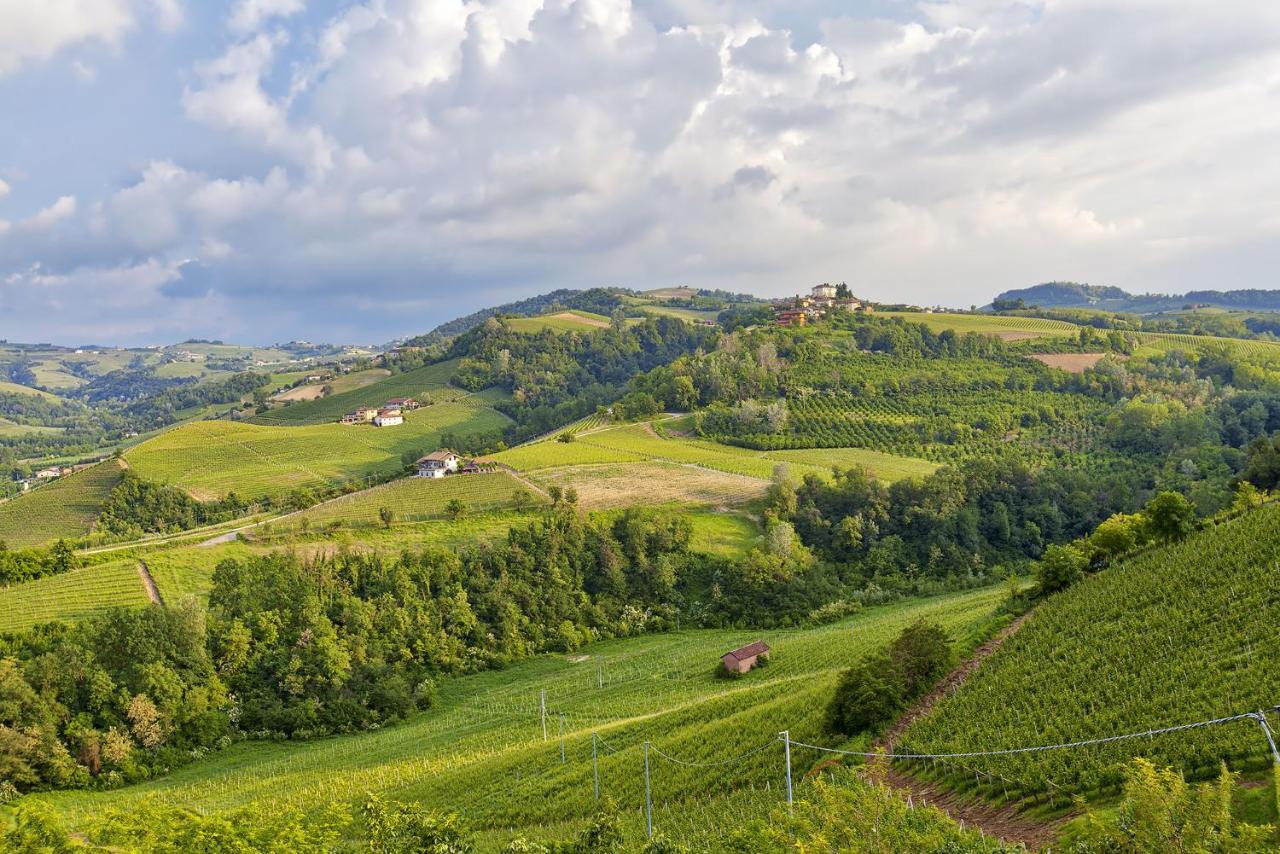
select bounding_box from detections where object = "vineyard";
[0,459,125,548]
[901,502,1280,802]
[33,586,1009,849]
[126,402,511,500]
[249,359,464,425]
[291,471,541,526]
[0,559,149,634]
[877,312,1081,340]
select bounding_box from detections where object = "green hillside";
[34,586,1009,849]
[0,460,125,548]
[250,359,464,425]
[292,470,543,526]
[878,311,1081,340]
[0,559,149,634]
[126,402,510,500]
[504,310,613,333]
[903,503,1280,800]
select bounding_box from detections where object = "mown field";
[0,560,149,634]
[879,311,1081,340]
[0,460,124,548]
[126,402,510,500]
[530,462,767,510]
[250,359,464,426]
[504,311,612,333]
[493,420,939,486]
[904,502,1280,801]
[33,585,1010,850]
[291,471,542,526]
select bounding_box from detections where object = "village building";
[34,467,61,480]
[385,397,420,411]
[416,450,459,478]
[776,309,808,327]
[721,641,770,674]
[373,407,403,427]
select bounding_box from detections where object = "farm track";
[870,611,1071,850]
[136,561,163,605]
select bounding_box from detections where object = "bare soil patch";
[1029,352,1116,373]
[137,561,163,605]
[272,384,326,402]
[994,331,1042,342]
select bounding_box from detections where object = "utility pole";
[540,690,547,741]
[643,740,653,839]
[592,733,600,802]
[781,730,793,816]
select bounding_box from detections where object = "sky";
[1,1,1280,346]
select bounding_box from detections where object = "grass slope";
[126,403,511,500]
[0,560,149,634]
[292,471,543,526]
[250,360,463,426]
[0,380,62,400]
[904,503,1280,799]
[493,421,939,486]
[0,460,125,548]
[879,311,1081,340]
[35,586,1009,849]
[505,311,612,333]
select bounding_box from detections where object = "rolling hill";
[0,459,125,548]
[126,401,510,500]
[250,359,465,425]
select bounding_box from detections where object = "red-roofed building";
[721,641,770,674]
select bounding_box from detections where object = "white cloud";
[0,0,134,76]
[24,195,77,230]
[0,178,9,198]
[229,0,305,34]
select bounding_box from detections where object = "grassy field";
[250,360,463,426]
[0,560,149,634]
[126,402,511,500]
[0,460,124,548]
[880,311,1081,340]
[505,311,612,333]
[530,462,767,510]
[492,421,939,486]
[291,471,542,526]
[0,380,62,400]
[32,585,1009,849]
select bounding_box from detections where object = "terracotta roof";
[417,450,457,463]
[723,641,770,661]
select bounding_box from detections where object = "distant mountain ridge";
[994,282,1280,313]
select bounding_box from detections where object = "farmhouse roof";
[722,641,770,661]
[417,450,458,463]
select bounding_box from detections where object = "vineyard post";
[592,733,600,802]
[781,730,793,816]
[644,740,653,839]
[540,690,547,741]
[1255,711,1280,766]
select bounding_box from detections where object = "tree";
[547,486,563,507]
[1088,513,1145,562]
[511,489,531,512]
[444,499,466,521]
[557,431,575,443]
[379,507,395,529]
[1144,491,1196,543]
[1036,543,1087,595]
[564,487,578,508]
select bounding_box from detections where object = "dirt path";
[137,561,163,605]
[870,611,1072,850]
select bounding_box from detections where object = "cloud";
[0,178,9,198]
[0,0,134,76]
[24,195,78,230]
[229,0,305,35]
[5,0,1280,344]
